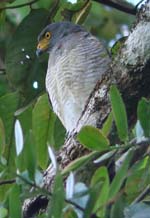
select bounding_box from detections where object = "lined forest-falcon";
[36,22,111,132]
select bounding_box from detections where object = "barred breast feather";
[46,31,110,132]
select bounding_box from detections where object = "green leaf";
[53,117,66,150]
[109,85,128,142]
[77,126,109,151]
[0,93,19,173]
[94,150,116,164]
[110,195,126,218]
[0,75,10,97]
[17,103,33,136]
[16,131,36,180]
[48,171,65,218]
[109,150,133,200]
[102,112,113,136]
[14,105,33,173]
[137,98,150,137]
[9,185,21,218]
[91,167,110,217]
[125,157,150,201]
[5,0,30,24]
[83,185,100,218]
[0,92,19,146]
[0,207,8,218]
[24,131,37,180]
[0,117,5,155]
[6,9,49,103]
[32,94,53,169]
[62,151,97,176]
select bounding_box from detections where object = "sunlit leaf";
[14,120,24,156]
[77,126,109,151]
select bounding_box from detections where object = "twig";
[93,0,137,15]
[0,0,39,10]
[131,185,150,204]
[0,179,16,185]
[135,0,145,9]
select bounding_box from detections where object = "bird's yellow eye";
[45,32,51,39]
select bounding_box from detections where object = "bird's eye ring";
[45,32,51,39]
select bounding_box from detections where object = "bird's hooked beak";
[36,38,49,57]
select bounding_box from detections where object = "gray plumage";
[37,22,111,132]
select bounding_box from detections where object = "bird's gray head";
[36,22,84,57]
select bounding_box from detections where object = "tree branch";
[0,0,39,10]
[0,179,15,185]
[93,0,137,15]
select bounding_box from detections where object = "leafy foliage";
[77,125,109,151]
[0,0,149,218]
[110,85,128,142]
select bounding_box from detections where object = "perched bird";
[36,22,110,132]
